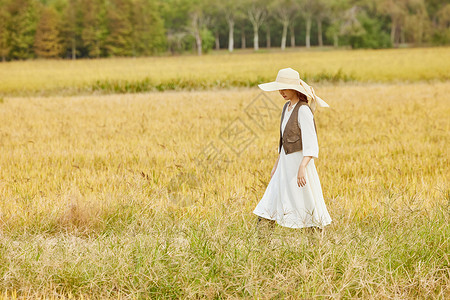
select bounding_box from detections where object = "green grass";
[87,69,355,94]
[0,204,448,298]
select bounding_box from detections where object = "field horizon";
[1,46,449,97]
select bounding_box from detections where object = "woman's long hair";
[295,90,315,114]
[296,91,309,104]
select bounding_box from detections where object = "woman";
[253,67,332,234]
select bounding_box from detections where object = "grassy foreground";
[0,82,449,298]
[1,47,450,96]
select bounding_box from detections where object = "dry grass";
[0,81,449,298]
[0,47,449,95]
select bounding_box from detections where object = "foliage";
[344,11,392,49]
[5,0,38,59]
[0,0,449,60]
[34,6,63,58]
[431,4,450,45]
[200,28,215,53]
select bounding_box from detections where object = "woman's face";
[279,89,296,100]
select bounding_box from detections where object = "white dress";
[253,101,332,229]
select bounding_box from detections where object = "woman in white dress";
[252,68,332,233]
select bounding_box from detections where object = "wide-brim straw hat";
[258,67,329,113]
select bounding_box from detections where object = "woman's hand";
[297,156,312,187]
[297,165,307,187]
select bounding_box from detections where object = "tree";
[160,0,191,54]
[200,27,215,53]
[81,0,108,58]
[246,0,268,50]
[326,0,351,47]
[0,0,11,61]
[403,0,431,45]
[105,0,133,56]
[264,14,274,48]
[315,0,329,47]
[431,3,450,45]
[377,0,408,47]
[339,5,365,47]
[289,18,297,47]
[6,0,38,59]
[216,0,245,52]
[377,0,433,47]
[225,6,236,52]
[185,0,212,55]
[34,6,63,58]
[339,4,390,49]
[130,0,166,56]
[299,0,315,48]
[240,20,247,49]
[1,0,449,60]
[425,0,446,27]
[206,0,224,50]
[60,0,83,59]
[271,0,298,50]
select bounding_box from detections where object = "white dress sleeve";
[298,105,319,159]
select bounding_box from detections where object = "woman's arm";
[300,156,312,168]
[297,105,319,187]
[298,105,319,159]
[297,156,312,187]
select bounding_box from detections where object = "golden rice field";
[0,74,449,297]
[1,47,450,298]
[1,46,450,96]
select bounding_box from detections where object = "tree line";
[0,0,449,61]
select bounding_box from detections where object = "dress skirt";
[253,145,332,229]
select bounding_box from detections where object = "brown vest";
[279,101,317,155]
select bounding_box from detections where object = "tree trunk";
[417,20,423,44]
[215,30,220,50]
[431,15,438,27]
[253,25,259,50]
[281,21,288,50]
[394,25,400,47]
[290,24,295,47]
[266,25,271,48]
[317,19,323,47]
[191,12,202,55]
[333,32,338,47]
[306,17,311,48]
[96,40,100,58]
[390,20,396,46]
[195,28,202,55]
[241,26,246,48]
[228,19,234,52]
[71,36,76,60]
[400,26,405,44]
